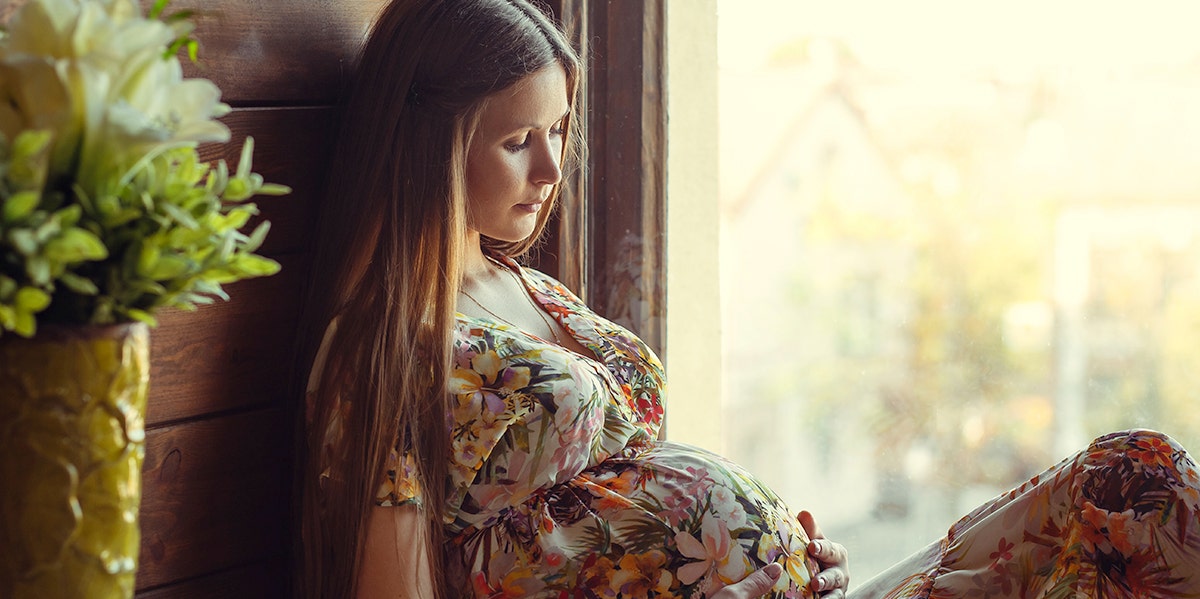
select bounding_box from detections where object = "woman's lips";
[517,201,544,214]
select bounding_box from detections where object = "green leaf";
[60,272,100,295]
[73,185,96,215]
[0,305,15,330]
[125,308,158,327]
[193,280,229,301]
[150,255,190,280]
[13,310,35,337]
[14,286,51,312]
[210,229,231,261]
[45,228,108,263]
[9,229,38,255]
[161,202,199,229]
[233,254,281,277]
[149,0,170,19]
[244,221,271,252]
[26,257,50,285]
[213,160,229,191]
[236,137,255,180]
[137,244,161,276]
[222,207,253,231]
[97,194,120,218]
[11,130,52,162]
[55,204,82,227]
[33,217,62,243]
[223,178,250,201]
[3,191,40,222]
[256,183,292,196]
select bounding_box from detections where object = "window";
[717,0,1200,581]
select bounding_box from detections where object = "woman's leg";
[850,429,1200,599]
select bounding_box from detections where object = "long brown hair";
[296,1,581,597]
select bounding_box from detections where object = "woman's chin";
[482,228,537,244]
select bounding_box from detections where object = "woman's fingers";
[797,511,850,596]
[711,563,783,599]
[809,551,849,591]
[798,510,824,540]
[808,539,849,568]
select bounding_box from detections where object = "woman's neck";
[462,231,493,284]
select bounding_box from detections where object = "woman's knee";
[1081,428,1200,507]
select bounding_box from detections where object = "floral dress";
[854,428,1200,598]
[375,257,1200,599]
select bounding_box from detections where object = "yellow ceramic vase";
[0,323,149,599]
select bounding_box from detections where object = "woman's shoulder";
[498,257,586,306]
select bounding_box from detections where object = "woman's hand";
[799,510,850,598]
[710,563,784,599]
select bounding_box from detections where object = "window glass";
[718,0,1200,581]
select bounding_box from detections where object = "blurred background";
[716,0,1200,581]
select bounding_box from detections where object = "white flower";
[0,56,70,141]
[0,0,230,190]
[2,0,169,61]
[711,486,749,529]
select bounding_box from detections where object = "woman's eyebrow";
[511,110,570,131]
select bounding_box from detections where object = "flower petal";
[674,530,708,560]
[677,560,710,586]
[472,350,502,381]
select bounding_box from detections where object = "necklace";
[460,258,566,346]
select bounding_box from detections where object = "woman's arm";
[357,505,434,599]
[308,321,434,597]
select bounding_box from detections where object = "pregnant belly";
[455,440,820,598]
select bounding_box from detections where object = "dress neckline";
[456,256,605,366]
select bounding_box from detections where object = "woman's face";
[465,64,569,243]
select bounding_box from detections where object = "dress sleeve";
[308,318,422,508]
[375,445,422,507]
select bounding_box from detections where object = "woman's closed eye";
[504,122,565,153]
[505,133,532,153]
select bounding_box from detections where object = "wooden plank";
[527,0,588,291]
[578,0,668,354]
[2,0,382,105]
[136,409,291,590]
[136,559,288,599]
[147,252,308,426]
[158,0,386,105]
[198,106,332,256]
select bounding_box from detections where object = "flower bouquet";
[0,0,288,596]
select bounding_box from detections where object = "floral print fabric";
[853,428,1200,598]
[375,257,1200,598]
[380,256,820,598]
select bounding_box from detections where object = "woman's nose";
[533,139,563,186]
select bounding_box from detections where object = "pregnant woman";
[297,1,1200,597]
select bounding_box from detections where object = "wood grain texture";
[136,409,291,590]
[157,0,388,105]
[136,559,288,599]
[198,106,333,256]
[526,0,588,291]
[147,252,308,427]
[3,0,383,105]
[580,0,668,355]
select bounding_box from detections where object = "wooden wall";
[3,0,665,595]
[0,0,378,594]
[130,1,387,596]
